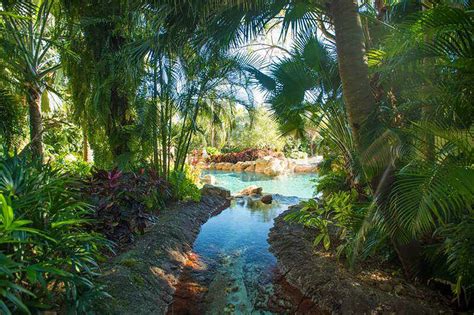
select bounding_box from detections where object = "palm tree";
[1,0,61,161]
[330,0,377,151]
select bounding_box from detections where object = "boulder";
[238,185,263,196]
[232,161,246,172]
[294,164,318,173]
[201,184,231,199]
[221,163,234,171]
[287,159,297,172]
[255,157,272,173]
[243,162,256,172]
[261,194,273,204]
[201,174,216,185]
[263,158,285,176]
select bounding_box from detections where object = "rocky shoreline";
[268,206,451,314]
[95,186,231,314]
[202,155,322,176]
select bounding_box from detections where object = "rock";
[263,158,285,176]
[201,184,231,199]
[232,161,246,172]
[243,162,256,172]
[196,161,208,169]
[293,164,318,173]
[209,162,216,170]
[216,162,234,171]
[97,194,229,314]
[238,185,263,196]
[255,157,272,173]
[261,194,273,204]
[267,206,449,314]
[201,174,216,185]
[221,162,234,171]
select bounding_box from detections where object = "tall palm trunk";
[331,0,421,277]
[331,0,376,151]
[27,87,44,161]
[108,84,130,160]
[82,127,90,162]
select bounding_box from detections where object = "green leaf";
[313,233,324,247]
[4,291,30,315]
[41,90,50,113]
[0,300,12,315]
[323,235,331,250]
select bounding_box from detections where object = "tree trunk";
[108,84,130,161]
[82,127,90,162]
[27,88,44,162]
[331,0,422,278]
[331,0,376,151]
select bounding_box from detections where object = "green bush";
[205,146,221,156]
[169,168,201,202]
[0,157,111,314]
[315,170,350,197]
[51,156,93,177]
[285,191,368,256]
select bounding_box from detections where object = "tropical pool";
[201,170,316,198]
[169,171,318,314]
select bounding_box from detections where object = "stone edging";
[268,206,451,314]
[202,156,321,176]
[95,188,230,314]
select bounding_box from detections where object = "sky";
[236,23,295,106]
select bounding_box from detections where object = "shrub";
[205,146,220,156]
[169,168,201,202]
[315,170,350,197]
[86,168,172,246]
[51,156,93,177]
[208,148,282,164]
[285,191,366,256]
[0,157,111,314]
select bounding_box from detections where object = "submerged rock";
[260,194,273,204]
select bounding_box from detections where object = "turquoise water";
[202,170,316,198]
[169,171,317,314]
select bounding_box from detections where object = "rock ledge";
[96,190,230,314]
[268,206,451,314]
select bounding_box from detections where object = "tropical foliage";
[0,157,110,314]
[0,0,472,312]
[208,148,282,164]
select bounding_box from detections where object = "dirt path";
[95,187,230,314]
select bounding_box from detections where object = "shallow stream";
[169,171,318,314]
